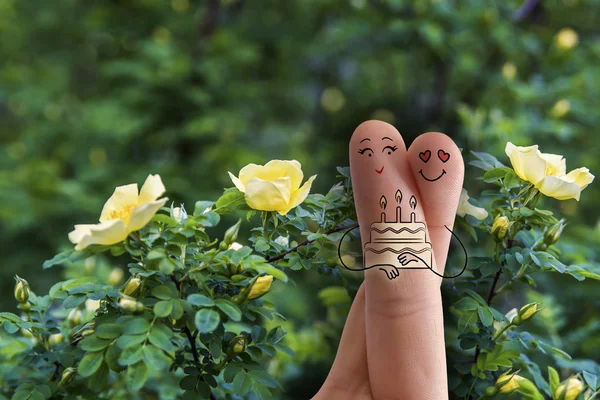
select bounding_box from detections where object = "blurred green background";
[1,0,599,397]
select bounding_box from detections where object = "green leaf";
[95,323,122,339]
[78,351,104,377]
[43,250,73,269]
[519,207,534,216]
[252,264,288,283]
[153,300,173,317]
[249,370,281,389]
[152,214,177,226]
[143,345,168,370]
[253,382,275,400]
[171,299,184,319]
[483,167,513,183]
[152,284,178,300]
[196,211,221,227]
[214,299,242,321]
[116,334,146,349]
[180,375,198,390]
[187,294,214,307]
[215,191,246,212]
[454,298,480,311]
[469,151,505,171]
[119,346,145,366]
[464,289,487,305]
[583,371,598,391]
[105,344,126,372]
[146,248,166,260]
[193,201,215,216]
[548,366,560,394]
[148,324,175,351]
[79,336,111,352]
[477,307,494,327]
[232,372,253,396]
[194,309,220,333]
[123,318,151,335]
[254,238,270,252]
[128,362,148,391]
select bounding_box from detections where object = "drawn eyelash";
[383,145,397,154]
[358,148,374,156]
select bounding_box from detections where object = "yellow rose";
[69,174,168,250]
[505,142,594,201]
[456,189,488,220]
[555,377,584,400]
[228,160,316,215]
[247,275,273,299]
[497,374,525,393]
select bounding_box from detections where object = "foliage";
[0,170,357,399]
[447,151,599,399]
[1,0,599,398]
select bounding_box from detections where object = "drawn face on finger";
[417,149,451,182]
[355,133,400,176]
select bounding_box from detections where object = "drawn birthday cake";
[364,191,432,270]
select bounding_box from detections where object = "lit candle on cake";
[395,189,402,222]
[410,195,417,222]
[379,195,387,222]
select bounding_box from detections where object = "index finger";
[349,121,448,400]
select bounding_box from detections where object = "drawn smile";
[419,169,446,182]
[376,166,384,174]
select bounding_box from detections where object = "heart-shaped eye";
[438,150,450,163]
[419,150,431,163]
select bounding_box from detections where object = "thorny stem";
[265,223,359,263]
[169,274,200,364]
[50,361,61,382]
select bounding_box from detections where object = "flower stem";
[466,377,478,399]
[492,322,514,341]
[265,222,358,263]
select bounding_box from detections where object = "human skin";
[313,121,464,400]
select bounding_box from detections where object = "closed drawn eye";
[382,145,398,155]
[358,148,374,157]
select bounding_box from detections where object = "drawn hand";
[314,122,464,399]
[378,265,400,280]
[397,252,424,266]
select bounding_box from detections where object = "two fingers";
[322,121,464,399]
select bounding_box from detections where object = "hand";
[378,265,400,280]
[313,122,464,399]
[398,252,424,267]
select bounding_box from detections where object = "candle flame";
[380,195,387,210]
[410,195,417,209]
[395,189,402,203]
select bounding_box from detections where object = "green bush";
[1,152,599,399]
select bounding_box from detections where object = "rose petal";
[228,172,246,192]
[540,152,566,176]
[565,167,595,190]
[68,224,95,244]
[138,174,166,203]
[99,184,138,222]
[279,175,316,215]
[505,142,547,185]
[536,175,582,201]
[262,160,304,191]
[128,197,169,232]
[73,219,129,251]
[244,177,291,212]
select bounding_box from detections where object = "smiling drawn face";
[417,149,451,182]
[356,135,400,175]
